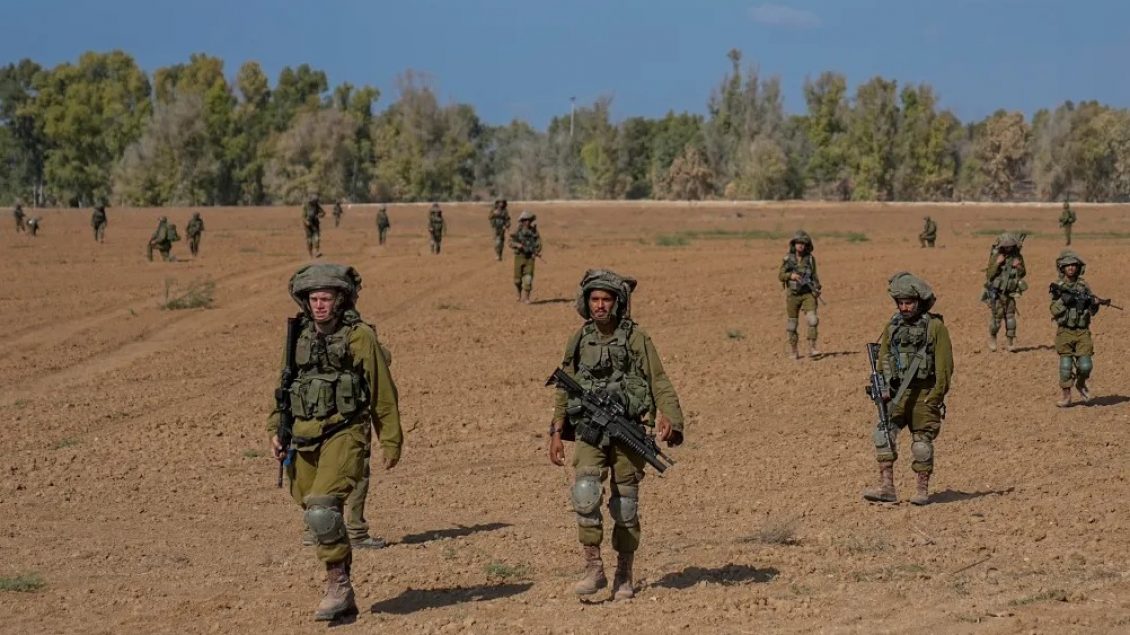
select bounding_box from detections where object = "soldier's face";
[1064,264,1079,277]
[308,290,339,323]
[794,242,807,255]
[896,298,919,318]
[588,290,616,324]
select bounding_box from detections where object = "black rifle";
[274,316,301,487]
[545,368,676,473]
[786,265,826,305]
[1048,283,1123,311]
[864,343,896,457]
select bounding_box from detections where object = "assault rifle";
[786,266,827,305]
[864,343,896,458]
[545,368,676,474]
[1048,283,1123,311]
[274,316,301,487]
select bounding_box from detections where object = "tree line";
[2,48,1128,207]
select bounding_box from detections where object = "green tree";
[801,71,849,198]
[0,59,46,204]
[845,76,899,200]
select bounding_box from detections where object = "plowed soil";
[2,202,1128,634]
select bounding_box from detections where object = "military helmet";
[192,211,200,218]
[923,215,931,221]
[378,204,387,211]
[499,199,508,209]
[1055,249,1086,275]
[996,232,1020,249]
[518,210,535,222]
[887,271,936,312]
[159,216,168,223]
[789,230,814,252]
[575,269,637,321]
[289,263,363,316]
[1063,199,1070,208]
[430,202,440,210]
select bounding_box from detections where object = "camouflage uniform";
[1058,201,1076,246]
[376,206,390,245]
[777,231,822,358]
[1049,251,1103,407]
[26,217,39,236]
[303,198,326,257]
[510,211,541,303]
[489,199,512,261]
[186,212,204,257]
[863,272,954,506]
[13,204,25,233]
[551,269,685,601]
[427,204,445,254]
[268,264,403,621]
[919,216,937,248]
[91,206,108,242]
[983,233,1027,351]
[147,216,177,261]
[332,201,344,228]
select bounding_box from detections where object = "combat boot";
[515,285,523,302]
[1056,388,1072,408]
[987,335,997,352]
[908,472,931,506]
[350,535,387,550]
[807,341,821,358]
[573,545,607,596]
[521,290,531,305]
[862,462,897,503]
[313,557,357,621]
[612,551,635,600]
[1076,382,1091,403]
[788,342,800,361]
[1006,337,1016,352]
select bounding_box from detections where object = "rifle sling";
[889,341,929,410]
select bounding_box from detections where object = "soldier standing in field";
[1059,200,1076,246]
[333,200,344,228]
[1049,251,1112,407]
[26,216,40,236]
[489,199,511,261]
[186,212,205,257]
[918,215,937,248]
[147,216,178,261]
[548,269,685,601]
[510,211,541,303]
[376,205,390,245]
[778,231,822,359]
[983,233,1027,352]
[863,272,953,506]
[12,203,26,233]
[427,203,446,254]
[91,205,108,243]
[303,196,326,258]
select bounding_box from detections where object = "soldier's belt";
[292,414,368,449]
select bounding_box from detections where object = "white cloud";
[748,4,821,29]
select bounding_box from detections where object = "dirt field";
[1,201,1128,634]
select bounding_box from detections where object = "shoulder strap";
[889,314,931,408]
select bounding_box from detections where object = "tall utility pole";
[569,96,576,140]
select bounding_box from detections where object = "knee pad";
[1059,356,1075,382]
[910,437,933,464]
[608,484,639,527]
[572,467,603,525]
[1076,356,1093,378]
[1005,316,1017,333]
[805,312,819,327]
[521,274,533,290]
[303,495,346,545]
[785,318,798,334]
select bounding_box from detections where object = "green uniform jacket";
[1059,208,1076,226]
[1050,278,1100,328]
[922,219,937,239]
[377,210,390,228]
[552,322,685,432]
[150,221,172,247]
[510,225,542,256]
[268,321,403,461]
[187,217,204,237]
[985,254,1026,291]
[877,314,953,406]
[777,253,820,294]
[91,209,107,227]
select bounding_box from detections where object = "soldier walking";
[778,231,822,359]
[303,196,326,258]
[918,216,937,248]
[12,203,26,233]
[333,200,344,228]
[1059,200,1076,246]
[186,212,205,257]
[376,205,390,245]
[489,199,512,261]
[147,216,178,261]
[427,203,446,254]
[91,205,108,242]
[983,233,1027,351]
[510,211,541,303]
[1050,251,1110,407]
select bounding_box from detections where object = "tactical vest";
[565,320,652,426]
[784,253,817,294]
[886,313,936,383]
[1054,280,1093,330]
[513,227,539,255]
[989,255,1025,294]
[288,321,369,421]
[490,212,508,232]
[429,215,444,234]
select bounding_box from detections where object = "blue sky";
[3,0,1128,127]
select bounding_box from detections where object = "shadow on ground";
[399,522,511,545]
[370,582,533,614]
[931,487,1014,504]
[529,297,572,305]
[1011,344,1055,353]
[651,564,779,590]
[813,350,859,359]
[1082,394,1130,408]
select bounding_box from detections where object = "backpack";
[167,224,181,242]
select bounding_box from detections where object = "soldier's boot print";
[573,545,608,596]
[1056,387,1072,408]
[1006,336,1016,352]
[313,557,358,621]
[862,461,897,503]
[612,551,635,601]
[908,471,931,506]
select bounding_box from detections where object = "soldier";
[427,203,446,254]
[548,269,685,601]
[778,231,822,359]
[1050,251,1107,407]
[186,212,205,257]
[332,200,344,228]
[376,205,390,245]
[26,216,40,237]
[863,272,953,506]
[489,199,512,261]
[13,203,26,233]
[303,196,326,258]
[268,263,403,621]
[1058,200,1076,246]
[91,205,108,243]
[510,211,542,303]
[147,216,178,262]
[918,215,937,248]
[983,233,1027,352]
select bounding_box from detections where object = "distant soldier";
[26,216,40,237]
[489,199,512,261]
[510,211,542,303]
[918,216,937,248]
[375,205,390,245]
[332,200,344,228]
[1058,200,1076,246]
[778,231,822,359]
[427,203,446,254]
[13,204,26,233]
[91,205,108,242]
[186,212,205,257]
[1049,251,1115,407]
[303,196,326,258]
[147,216,179,262]
[982,233,1027,352]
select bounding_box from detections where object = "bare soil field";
[1,201,1128,634]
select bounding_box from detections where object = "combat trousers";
[989,296,1018,338]
[876,386,942,474]
[1064,225,1072,246]
[494,233,506,259]
[93,225,106,242]
[514,254,535,291]
[785,292,818,344]
[1055,327,1094,389]
[378,226,389,245]
[189,235,201,256]
[288,423,368,564]
[305,229,320,256]
[343,425,373,542]
[147,243,171,261]
[430,235,442,254]
[572,439,646,553]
